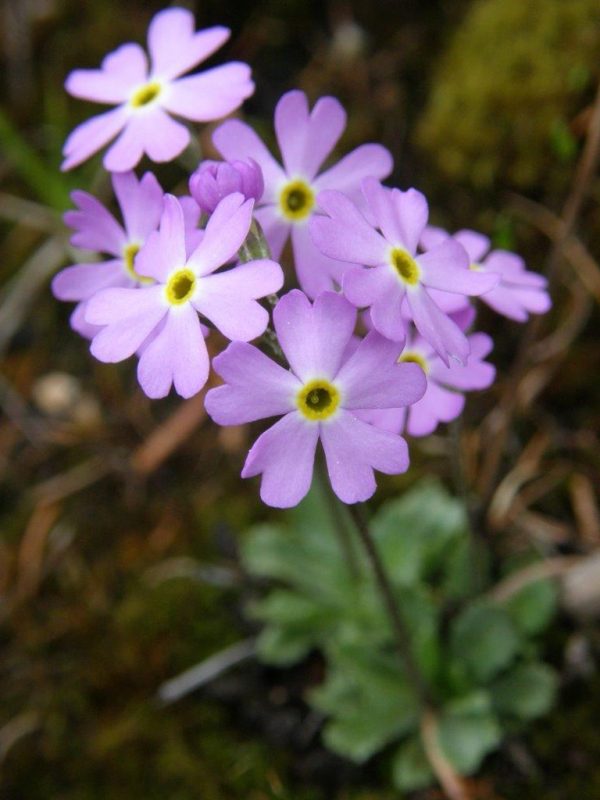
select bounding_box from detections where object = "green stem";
[346,502,435,710]
[238,218,272,263]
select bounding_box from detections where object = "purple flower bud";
[189,158,264,214]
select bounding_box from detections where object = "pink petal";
[393,188,429,254]
[187,194,253,276]
[292,224,353,299]
[87,285,166,361]
[407,383,465,437]
[70,301,102,340]
[141,108,191,163]
[273,290,357,382]
[361,178,404,244]
[112,171,163,242]
[148,9,230,80]
[406,287,469,366]
[336,332,426,409]
[193,259,283,341]
[418,239,497,295]
[61,106,129,171]
[163,63,253,121]
[52,259,126,301]
[314,143,393,198]
[135,194,187,282]
[64,190,126,255]
[311,190,388,266]
[65,43,148,103]
[275,91,346,180]
[343,266,406,342]
[454,230,491,263]
[213,120,286,202]
[101,118,145,173]
[432,334,495,391]
[242,412,319,508]
[482,285,551,321]
[137,305,209,398]
[321,410,409,503]
[420,225,449,251]
[207,341,300,424]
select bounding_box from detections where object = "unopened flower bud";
[189,158,264,214]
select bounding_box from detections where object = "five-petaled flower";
[358,307,496,437]
[52,170,184,339]
[212,90,393,298]
[84,193,283,399]
[205,290,427,508]
[421,227,551,322]
[310,177,498,365]
[62,7,254,171]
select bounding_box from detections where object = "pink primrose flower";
[212,90,393,298]
[84,193,283,399]
[205,290,427,508]
[359,307,496,437]
[62,7,254,171]
[422,226,551,322]
[53,171,168,339]
[310,178,498,365]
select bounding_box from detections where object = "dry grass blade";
[130,390,207,476]
[420,709,476,800]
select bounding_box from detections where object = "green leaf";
[240,522,353,607]
[505,579,557,636]
[391,736,434,791]
[372,480,468,587]
[439,701,502,774]
[491,662,558,721]
[311,646,420,762]
[255,626,314,666]
[450,602,521,682]
[0,105,71,209]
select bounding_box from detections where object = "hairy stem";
[346,501,435,709]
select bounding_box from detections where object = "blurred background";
[1,0,600,797]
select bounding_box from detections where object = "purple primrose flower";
[205,290,427,508]
[422,226,551,322]
[212,90,393,298]
[84,193,283,399]
[62,7,254,171]
[359,307,495,437]
[310,178,498,365]
[52,170,169,339]
[189,158,264,214]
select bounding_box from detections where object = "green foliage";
[241,478,560,792]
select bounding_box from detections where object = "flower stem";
[238,218,272,263]
[346,501,435,710]
[317,459,361,579]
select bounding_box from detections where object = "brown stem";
[421,709,473,800]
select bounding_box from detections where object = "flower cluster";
[53,6,551,508]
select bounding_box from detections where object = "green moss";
[417,0,600,191]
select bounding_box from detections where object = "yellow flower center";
[390,247,420,286]
[469,262,482,271]
[165,269,196,306]
[297,379,340,421]
[130,81,161,108]
[123,242,153,285]
[279,179,315,221]
[398,351,429,373]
